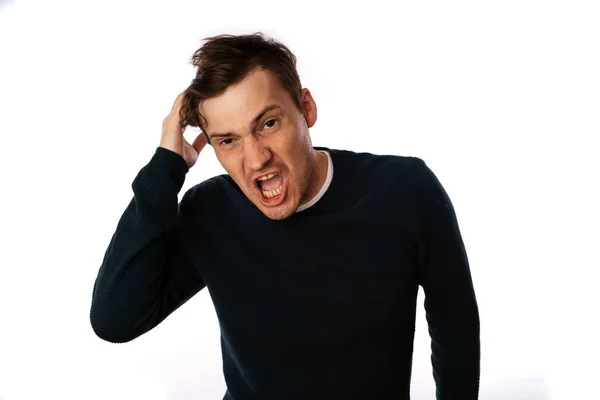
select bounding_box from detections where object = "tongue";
[260,174,283,191]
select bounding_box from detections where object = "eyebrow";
[207,104,283,141]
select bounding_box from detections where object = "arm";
[90,147,206,343]
[413,158,480,399]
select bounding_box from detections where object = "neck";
[300,149,327,206]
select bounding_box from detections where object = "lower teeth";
[262,186,282,199]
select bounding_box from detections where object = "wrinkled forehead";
[199,68,289,131]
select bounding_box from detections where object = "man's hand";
[159,92,208,168]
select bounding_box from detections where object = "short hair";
[179,32,303,144]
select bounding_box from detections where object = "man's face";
[199,67,319,220]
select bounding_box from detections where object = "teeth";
[256,173,283,200]
[261,184,282,199]
[257,173,276,181]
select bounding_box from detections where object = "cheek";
[288,150,311,185]
[281,127,307,159]
[219,157,247,185]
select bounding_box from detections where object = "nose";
[243,135,272,171]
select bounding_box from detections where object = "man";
[90,32,480,399]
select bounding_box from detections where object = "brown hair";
[179,32,303,145]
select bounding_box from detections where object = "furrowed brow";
[207,104,283,141]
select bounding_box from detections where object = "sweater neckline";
[295,149,334,213]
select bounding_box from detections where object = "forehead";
[199,68,289,129]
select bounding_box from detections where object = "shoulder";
[177,174,232,212]
[326,147,426,189]
[326,146,421,169]
[181,174,231,201]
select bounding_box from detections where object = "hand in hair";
[159,92,208,168]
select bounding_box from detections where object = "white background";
[1,0,598,399]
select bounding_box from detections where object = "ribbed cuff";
[149,146,189,189]
[131,146,189,198]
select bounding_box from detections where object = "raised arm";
[90,92,210,343]
[90,147,206,343]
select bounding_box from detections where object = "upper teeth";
[257,173,276,181]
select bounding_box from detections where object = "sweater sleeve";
[90,147,206,343]
[412,158,481,399]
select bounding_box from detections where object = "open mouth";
[255,173,286,205]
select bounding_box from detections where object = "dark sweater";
[90,146,480,400]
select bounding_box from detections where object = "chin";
[254,195,296,220]
[260,206,295,221]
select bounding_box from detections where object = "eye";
[219,138,234,147]
[264,119,278,129]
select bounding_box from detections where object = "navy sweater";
[90,146,480,399]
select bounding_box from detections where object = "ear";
[301,88,317,128]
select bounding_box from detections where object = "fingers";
[162,112,184,136]
[164,93,184,126]
[167,92,188,130]
[192,132,209,154]
[171,92,186,114]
